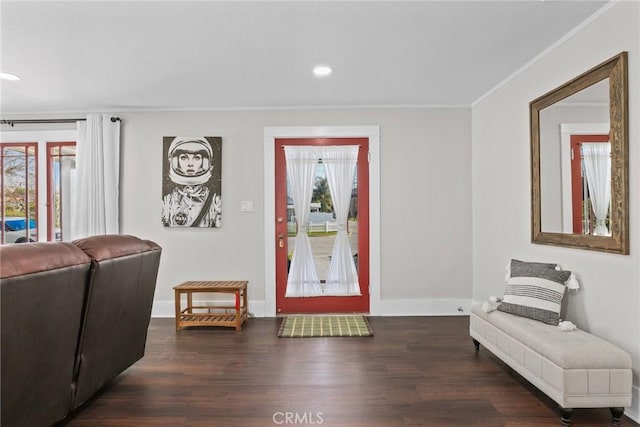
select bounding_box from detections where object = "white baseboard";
[377,298,472,316]
[627,384,640,424]
[150,300,174,318]
[151,298,472,318]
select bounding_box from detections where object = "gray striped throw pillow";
[498,262,571,325]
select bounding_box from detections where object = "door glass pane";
[309,161,334,281]
[26,147,37,240]
[50,146,62,239]
[349,165,359,272]
[1,144,37,244]
[287,161,359,281]
[48,144,76,241]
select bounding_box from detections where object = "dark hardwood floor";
[59,316,630,426]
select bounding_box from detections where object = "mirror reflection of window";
[539,79,609,234]
[580,142,611,236]
[568,135,611,236]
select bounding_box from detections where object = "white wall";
[119,108,472,317]
[472,1,640,419]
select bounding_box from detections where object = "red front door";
[275,138,369,314]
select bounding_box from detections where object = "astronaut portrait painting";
[162,136,222,228]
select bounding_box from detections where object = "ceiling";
[0,0,609,114]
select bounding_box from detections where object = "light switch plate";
[240,200,254,212]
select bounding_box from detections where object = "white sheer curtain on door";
[71,114,120,240]
[582,142,611,236]
[284,146,322,297]
[323,146,361,296]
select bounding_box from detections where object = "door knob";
[278,233,284,248]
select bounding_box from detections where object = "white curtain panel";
[71,114,120,239]
[284,146,322,297]
[582,142,611,236]
[323,146,361,296]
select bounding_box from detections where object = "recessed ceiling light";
[0,72,21,81]
[313,65,332,78]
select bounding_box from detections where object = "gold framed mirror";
[530,52,628,254]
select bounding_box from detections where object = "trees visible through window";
[1,143,38,243]
[0,138,76,244]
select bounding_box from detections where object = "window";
[0,130,77,244]
[47,142,77,241]
[0,143,38,243]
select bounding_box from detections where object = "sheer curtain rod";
[0,117,121,127]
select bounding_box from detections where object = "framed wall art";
[161,136,222,228]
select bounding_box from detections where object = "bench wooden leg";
[472,338,480,351]
[558,407,623,426]
[610,407,624,425]
[559,407,572,426]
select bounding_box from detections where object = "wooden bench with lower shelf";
[174,280,248,331]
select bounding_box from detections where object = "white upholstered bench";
[470,304,633,426]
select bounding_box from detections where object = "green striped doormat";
[277,315,373,338]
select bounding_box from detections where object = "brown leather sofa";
[0,235,162,427]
